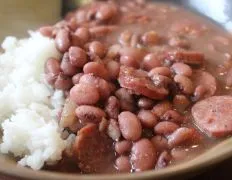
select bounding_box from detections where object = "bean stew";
[41,0,232,174]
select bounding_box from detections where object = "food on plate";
[1,0,232,174]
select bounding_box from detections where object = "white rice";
[0,32,68,170]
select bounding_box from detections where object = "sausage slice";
[118,66,169,100]
[72,123,115,173]
[192,96,232,138]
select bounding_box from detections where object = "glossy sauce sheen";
[42,0,232,174]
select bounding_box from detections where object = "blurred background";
[0,0,61,41]
[1,0,232,42]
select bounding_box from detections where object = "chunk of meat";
[192,70,217,98]
[118,66,168,100]
[192,96,232,138]
[72,123,114,173]
[59,98,83,133]
[167,50,204,65]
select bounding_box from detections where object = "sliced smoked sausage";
[192,96,232,138]
[118,66,169,100]
[72,124,114,173]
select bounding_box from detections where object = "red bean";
[131,139,156,172]
[69,46,88,68]
[148,67,172,77]
[79,74,111,100]
[105,96,120,119]
[72,73,84,84]
[120,55,139,68]
[115,156,131,172]
[150,74,172,89]
[38,26,53,37]
[75,105,106,124]
[53,20,68,30]
[168,127,195,148]
[106,60,120,79]
[171,62,192,77]
[137,97,154,110]
[141,31,160,45]
[152,101,173,117]
[107,119,121,141]
[89,41,106,58]
[76,10,87,23]
[173,94,190,111]
[44,58,61,85]
[161,110,184,124]
[154,121,179,136]
[118,111,142,141]
[151,136,169,153]
[138,110,158,128]
[70,84,100,105]
[155,151,171,169]
[75,27,90,44]
[142,53,162,71]
[120,47,147,65]
[55,29,70,53]
[90,25,118,38]
[54,73,73,90]
[45,58,61,74]
[61,53,77,76]
[174,75,194,94]
[115,88,136,112]
[115,140,132,155]
[83,61,109,80]
[96,4,117,21]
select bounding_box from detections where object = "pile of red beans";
[40,0,220,174]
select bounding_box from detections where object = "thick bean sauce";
[42,0,232,174]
